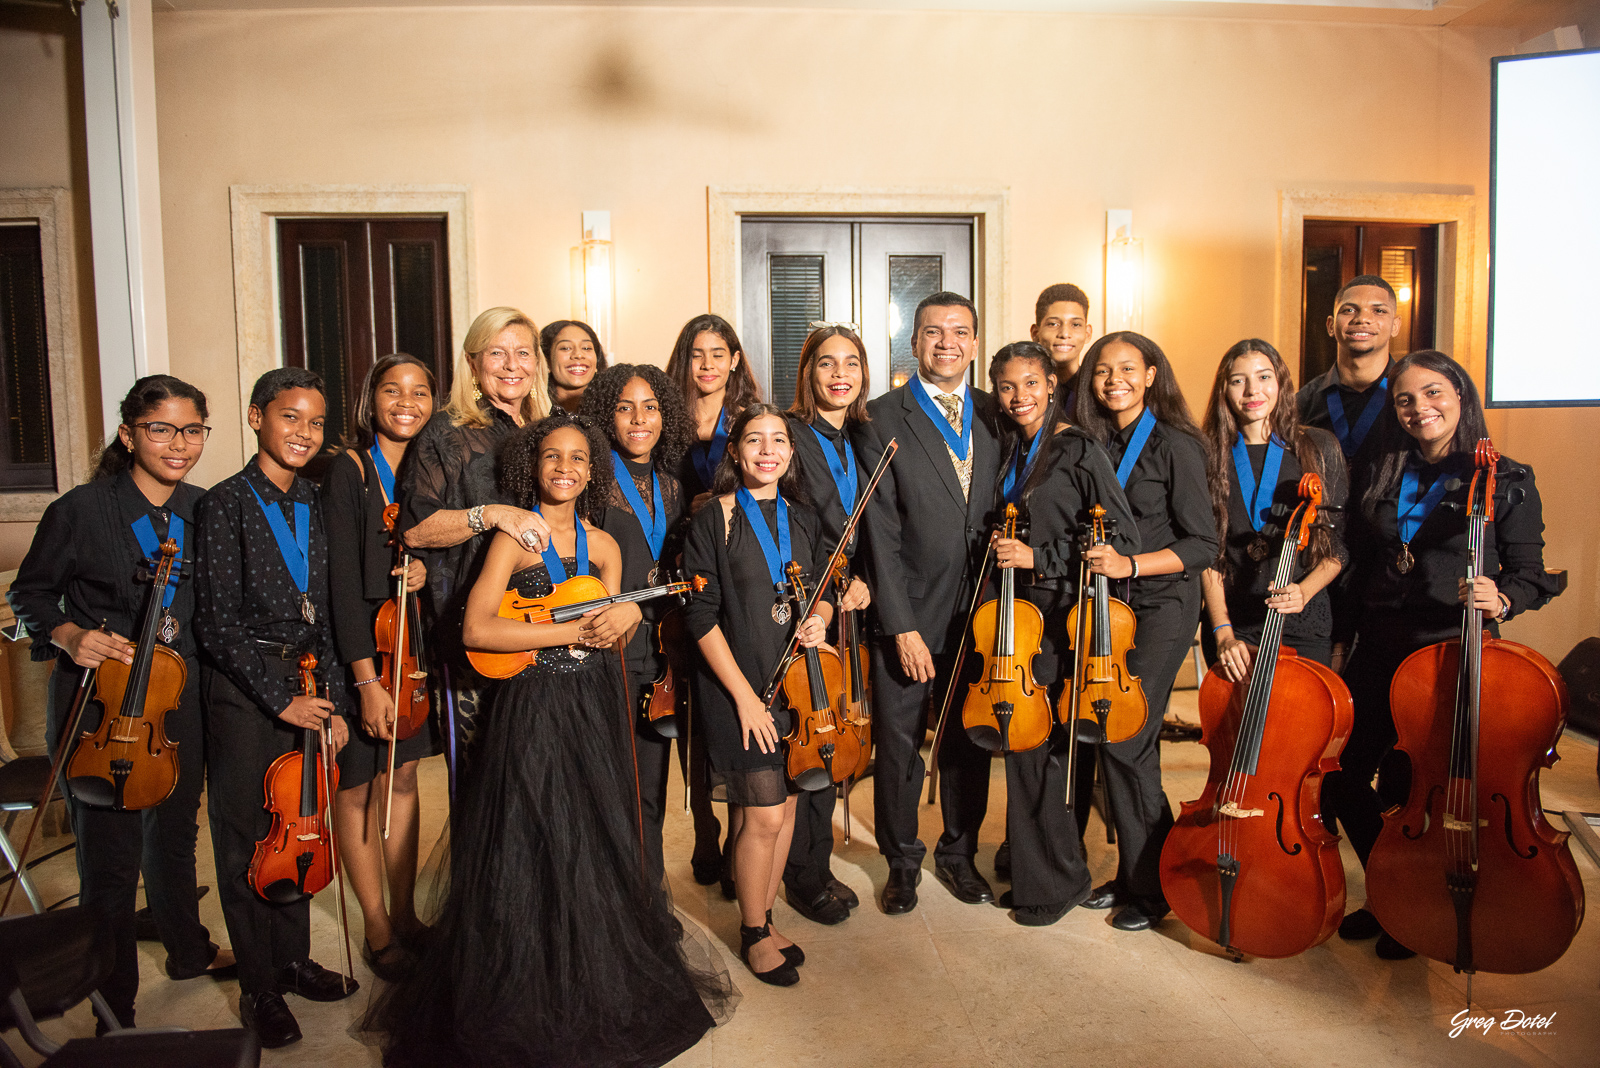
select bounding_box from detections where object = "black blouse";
[1345,451,1562,641]
[1295,360,1398,470]
[595,456,687,679]
[194,460,345,720]
[1103,418,1219,596]
[1009,427,1141,600]
[9,470,204,663]
[789,415,862,560]
[320,448,397,668]
[1216,428,1349,646]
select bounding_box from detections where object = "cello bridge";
[1442,814,1488,832]
[1218,801,1265,819]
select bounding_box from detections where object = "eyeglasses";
[133,421,212,444]
[808,321,860,333]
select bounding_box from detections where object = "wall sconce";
[571,210,616,352]
[1105,209,1144,335]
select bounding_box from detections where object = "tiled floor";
[6,689,1598,1067]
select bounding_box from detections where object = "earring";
[472,378,482,402]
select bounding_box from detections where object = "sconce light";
[571,210,616,352]
[1105,209,1144,335]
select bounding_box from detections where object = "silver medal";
[158,611,179,644]
[301,593,316,625]
[1247,536,1272,562]
[647,567,662,587]
[772,601,791,626]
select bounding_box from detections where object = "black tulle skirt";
[365,650,737,1067]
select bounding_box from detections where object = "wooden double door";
[1302,221,1437,385]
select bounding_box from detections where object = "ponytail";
[92,375,210,481]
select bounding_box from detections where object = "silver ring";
[521,531,538,548]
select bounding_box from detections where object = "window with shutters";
[0,223,55,491]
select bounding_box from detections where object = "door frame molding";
[708,186,1010,355]
[1276,189,1476,373]
[228,184,474,461]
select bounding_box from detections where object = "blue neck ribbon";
[533,504,589,583]
[1114,409,1157,489]
[246,483,310,597]
[610,451,667,560]
[369,444,397,505]
[808,423,858,516]
[691,407,730,489]
[908,376,971,462]
[1326,376,1388,457]
[1397,457,1453,546]
[735,486,790,590]
[1001,426,1047,504]
[1231,435,1287,533]
[130,514,183,610]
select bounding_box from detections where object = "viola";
[467,575,705,680]
[374,502,429,839]
[249,654,340,904]
[780,562,863,792]
[1367,440,1583,979]
[962,504,1051,754]
[1059,504,1148,744]
[67,539,184,811]
[642,609,692,740]
[1159,473,1354,959]
[831,559,873,840]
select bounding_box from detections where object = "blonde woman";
[398,307,552,782]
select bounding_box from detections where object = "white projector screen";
[1488,47,1600,408]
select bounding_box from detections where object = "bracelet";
[354,676,382,688]
[1128,556,1140,580]
[466,504,487,535]
[1212,623,1233,634]
[1494,593,1511,622]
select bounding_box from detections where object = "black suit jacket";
[854,382,1002,656]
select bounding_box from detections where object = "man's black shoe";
[1110,899,1169,931]
[1338,907,1382,941]
[881,868,921,915]
[826,876,859,910]
[1082,881,1122,910]
[1375,931,1417,960]
[240,991,301,1049]
[276,959,359,1002]
[934,858,994,904]
[786,886,850,925]
[993,840,1012,882]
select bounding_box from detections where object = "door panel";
[1301,220,1437,385]
[859,223,972,394]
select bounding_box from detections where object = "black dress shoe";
[276,959,359,1002]
[363,938,418,982]
[739,924,799,986]
[1338,907,1382,941]
[993,840,1012,882]
[786,886,850,926]
[1082,880,1122,910]
[1110,899,1169,932]
[766,909,805,967]
[881,868,921,915]
[1375,931,1417,960]
[240,991,301,1049]
[934,859,994,905]
[826,876,859,910]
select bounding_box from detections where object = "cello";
[374,502,429,838]
[779,562,862,792]
[1366,440,1583,978]
[831,558,872,840]
[66,539,184,811]
[962,504,1051,754]
[1159,473,1354,959]
[1059,504,1148,745]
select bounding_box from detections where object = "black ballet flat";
[766,910,805,966]
[739,924,799,987]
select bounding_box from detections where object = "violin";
[643,610,692,740]
[831,559,873,840]
[1159,473,1354,959]
[67,539,184,811]
[780,562,862,792]
[1060,504,1148,744]
[1367,440,1583,979]
[962,504,1051,754]
[467,574,705,680]
[374,502,429,838]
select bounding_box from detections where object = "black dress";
[368,561,737,1067]
[321,448,438,787]
[681,495,828,806]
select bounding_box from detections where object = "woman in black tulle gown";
[368,413,736,1068]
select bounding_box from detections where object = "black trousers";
[869,643,990,870]
[1005,709,1091,908]
[783,784,837,900]
[46,659,214,1022]
[1099,577,1201,905]
[627,680,673,885]
[202,661,320,995]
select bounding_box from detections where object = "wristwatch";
[1493,593,1511,623]
[467,504,487,535]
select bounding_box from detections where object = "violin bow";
[317,678,356,996]
[614,641,648,878]
[925,537,996,804]
[757,438,898,707]
[382,548,407,841]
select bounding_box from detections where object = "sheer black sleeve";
[681,501,725,643]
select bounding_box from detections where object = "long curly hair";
[707,404,812,508]
[577,363,692,474]
[1200,339,1334,570]
[1073,331,1201,445]
[496,412,615,524]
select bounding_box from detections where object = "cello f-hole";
[1268,791,1302,856]
[1489,792,1538,860]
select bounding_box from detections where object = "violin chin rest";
[260,879,310,906]
[67,776,116,809]
[965,725,1003,752]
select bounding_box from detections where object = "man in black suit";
[854,291,1002,914]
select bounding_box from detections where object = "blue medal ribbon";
[533,504,589,583]
[130,514,183,610]
[808,423,858,516]
[1231,435,1287,533]
[691,407,730,489]
[735,486,790,590]
[1326,376,1387,457]
[610,451,666,560]
[1114,408,1157,489]
[1001,427,1046,504]
[369,444,397,505]
[246,484,310,598]
[1397,457,1453,546]
[908,376,971,462]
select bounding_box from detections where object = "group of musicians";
[5,275,1563,1063]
